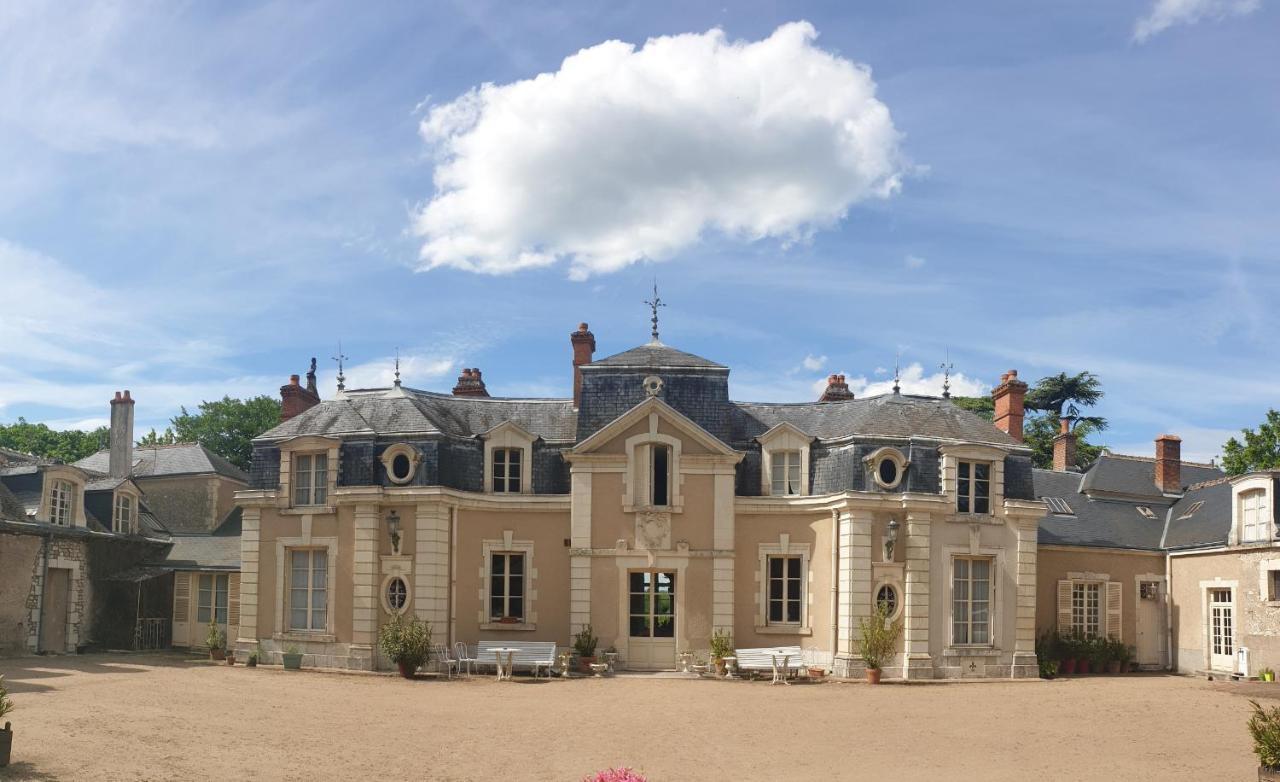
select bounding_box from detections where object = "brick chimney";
[992,370,1028,443]
[819,374,854,402]
[571,323,596,409]
[108,390,135,478]
[1053,418,1076,472]
[452,368,490,397]
[280,370,321,422]
[1155,434,1182,494]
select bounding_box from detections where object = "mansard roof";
[586,340,727,370]
[730,394,1021,447]
[1035,468,1167,550]
[1162,476,1236,550]
[75,444,247,482]
[1077,452,1221,498]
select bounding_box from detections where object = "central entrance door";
[628,570,676,669]
[1210,588,1234,672]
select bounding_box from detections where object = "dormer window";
[113,493,134,533]
[651,444,671,507]
[49,479,73,525]
[1241,489,1269,543]
[293,453,328,506]
[492,448,523,493]
[771,450,801,496]
[866,447,909,491]
[957,461,991,515]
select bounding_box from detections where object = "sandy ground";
[0,653,1270,781]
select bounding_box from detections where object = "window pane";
[629,572,646,592]
[491,574,505,601]
[290,607,307,630]
[959,462,970,479]
[197,605,211,623]
[786,599,801,623]
[508,476,521,493]
[954,621,968,645]
[972,559,990,581]
[314,485,327,506]
[769,557,783,579]
[786,558,801,579]
[771,459,785,494]
[490,595,504,618]
[630,616,649,637]
[958,495,970,514]
[630,593,648,614]
[974,463,989,480]
[974,497,990,514]
[657,572,674,592]
[652,446,670,506]
[653,615,675,638]
[508,449,520,468]
[492,555,505,577]
[507,597,523,620]
[769,600,783,623]
[509,572,524,598]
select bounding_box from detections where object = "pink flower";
[583,768,647,782]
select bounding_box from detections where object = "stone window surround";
[1258,560,1280,606]
[379,443,421,486]
[479,531,538,631]
[755,533,812,634]
[1231,474,1274,546]
[873,577,904,622]
[273,535,338,643]
[32,555,83,652]
[481,422,536,495]
[40,467,86,527]
[757,423,814,498]
[623,416,685,513]
[380,572,411,615]
[865,446,910,491]
[277,436,340,514]
[943,542,1006,652]
[938,444,1007,520]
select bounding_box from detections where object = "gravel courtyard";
[0,653,1266,781]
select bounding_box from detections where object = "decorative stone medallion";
[635,510,672,550]
[642,375,664,397]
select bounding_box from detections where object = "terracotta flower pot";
[579,656,597,673]
[226,653,236,666]
[807,666,826,680]
[397,661,417,679]
[1106,660,1121,674]
[1,723,11,768]
[866,668,882,685]
[1060,658,1077,675]
[1077,660,1090,675]
[247,657,258,668]
[209,648,225,661]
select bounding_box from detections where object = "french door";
[1209,588,1234,672]
[627,571,676,669]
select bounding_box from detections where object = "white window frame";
[956,460,993,515]
[1070,581,1102,638]
[49,479,73,526]
[379,443,420,486]
[277,436,340,513]
[650,443,673,507]
[479,533,537,631]
[113,491,135,534]
[623,426,685,513]
[864,446,910,490]
[286,547,329,633]
[874,579,903,621]
[951,555,994,647]
[382,575,410,615]
[766,554,804,625]
[769,450,802,496]
[491,448,524,494]
[292,452,329,507]
[755,534,812,634]
[1241,488,1269,544]
[481,421,535,496]
[197,573,229,625]
[488,551,527,622]
[757,423,814,498]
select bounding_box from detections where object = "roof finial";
[644,279,666,344]
[332,341,348,392]
[393,347,401,388]
[893,351,901,395]
[940,349,954,399]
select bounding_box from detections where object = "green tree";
[0,418,108,463]
[137,427,179,446]
[1024,371,1106,432]
[1222,410,1280,475]
[170,396,281,471]
[951,396,994,421]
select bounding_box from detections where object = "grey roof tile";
[1163,477,1241,550]
[1079,453,1222,498]
[587,341,726,370]
[75,444,247,482]
[158,507,241,569]
[1035,468,1170,550]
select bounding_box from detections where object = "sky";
[0,0,1276,463]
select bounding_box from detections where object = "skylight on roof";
[1042,496,1074,516]
[1136,506,1157,520]
[1177,500,1204,520]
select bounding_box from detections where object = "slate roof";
[1162,477,1245,550]
[75,444,247,482]
[160,508,242,570]
[587,341,726,370]
[0,481,25,521]
[730,394,1022,446]
[1079,453,1222,498]
[1035,468,1169,550]
[256,390,578,443]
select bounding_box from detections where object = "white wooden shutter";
[1105,581,1123,640]
[1057,580,1073,633]
[172,572,190,646]
[228,573,241,632]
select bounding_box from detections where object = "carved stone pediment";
[634,510,672,551]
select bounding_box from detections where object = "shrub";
[573,624,599,657]
[205,620,225,652]
[1249,700,1280,769]
[583,768,646,782]
[858,600,903,671]
[0,674,13,721]
[378,613,432,670]
[709,629,733,660]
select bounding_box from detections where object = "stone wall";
[0,531,41,654]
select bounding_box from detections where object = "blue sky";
[0,0,1275,463]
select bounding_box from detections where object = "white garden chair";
[434,645,459,679]
[454,642,478,677]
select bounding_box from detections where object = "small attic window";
[1136,506,1157,520]
[1043,496,1074,516]
[1177,501,1204,520]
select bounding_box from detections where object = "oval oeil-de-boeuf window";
[878,457,898,486]
[391,453,412,481]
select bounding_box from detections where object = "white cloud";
[904,254,926,269]
[412,21,905,279]
[801,354,828,371]
[849,362,987,398]
[1133,0,1261,42]
[341,353,456,390]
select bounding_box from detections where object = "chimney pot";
[290,374,300,386]
[819,373,855,402]
[1053,418,1077,471]
[993,369,1028,443]
[1155,434,1182,494]
[280,361,321,422]
[108,390,136,478]
[453,366,490,397]
[571,322,597,409]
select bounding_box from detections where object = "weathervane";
[393,347,402,388]
[332,341,348,392]
[892,351,902,395]
[940,350,954,399]
[644,280,666,343]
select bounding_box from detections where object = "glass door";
[627,571,676,669]
[1210,588,1234,672]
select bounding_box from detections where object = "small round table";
[491,647,519,681]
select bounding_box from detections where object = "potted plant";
[1249,700,1280,780]
[1036,631,1061,679]
[1090,637,1109,675]
[573,624,599,673]
[378,613,432,679]
[225,647,236,666]
[709,629,733,676]
[1059,632,1079,675]
[1262,668,1276,683]
[247,641,260,668]
[206,620,226,661]
[0,674,13,768]
[1105,639,1123,674]
[282,644,304,671]
[857,600,903,684]
[1116,643,1135,674]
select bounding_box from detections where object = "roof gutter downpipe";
[1165,550,1174,671]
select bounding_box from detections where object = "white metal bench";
[476,641,557,678]
[734,646,804,684]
